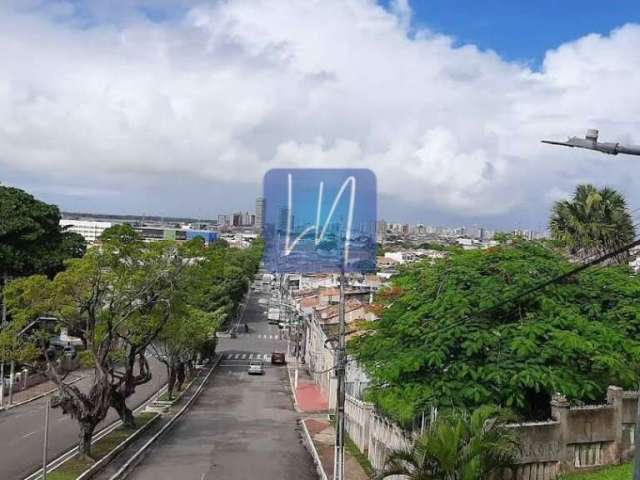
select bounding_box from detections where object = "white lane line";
[23,431,37,438]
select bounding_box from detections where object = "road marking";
[241,353,247,359]
[233,353,239,359]
[249,353,253,359]
[23,431,37,438]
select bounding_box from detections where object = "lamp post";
[543,129,640,480]
[542,129,640,156]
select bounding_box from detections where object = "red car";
[271,352,286,365]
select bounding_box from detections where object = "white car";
[247,360,265,375]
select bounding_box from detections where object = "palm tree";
[549,184,635,263]
[376,406,519,480]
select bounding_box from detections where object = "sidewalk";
[303,417,370,480]
[291,366,330,413]
[1,370,87,410]
[290,367,371,479]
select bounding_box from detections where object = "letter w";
[283,173,356,268]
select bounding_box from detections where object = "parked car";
[271,352,286,365]
[63,345,77,359]
[247,360,265,375]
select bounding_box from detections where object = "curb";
[76,413,161,480]
[300,418,329,480]
[0,375,87,412]
[108,354,222,480]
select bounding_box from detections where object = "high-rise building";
[243,211,254,226]
[217,214,230,226]
[255,197,265,231]
[376,219,386,243]
[232,212,243,227]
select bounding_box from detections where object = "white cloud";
[1,0,639,220]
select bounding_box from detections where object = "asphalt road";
[0,359,167,480]
[130,282,317,480]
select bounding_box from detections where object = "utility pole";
[1,269,8,328]
[0,361,4,409]
[42,398,50,480]
[333,269,346,480]
[8,360,14,406]
[635,396,640,480]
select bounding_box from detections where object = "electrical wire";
[414,230,640,340]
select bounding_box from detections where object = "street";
[129,284,317,480]
[0,360,167,480]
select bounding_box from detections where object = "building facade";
[255,197,265,232]
[60,219,112,243]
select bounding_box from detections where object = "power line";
[415,234,640,340]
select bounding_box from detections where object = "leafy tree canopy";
[351,240,640,423]
[0,185,86,278]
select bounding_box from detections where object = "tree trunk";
[176,362,185,393]
[78,420,97,461]
[111,389,135,429]
[167,366,177,400]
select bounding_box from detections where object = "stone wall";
[342,386,638,479]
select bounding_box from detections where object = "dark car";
[271,352,286,365]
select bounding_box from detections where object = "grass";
[328,417,375,478]
[157,374,199,402]
[560,463,632,480]
[47,412,157,480]
[345,434,375,478]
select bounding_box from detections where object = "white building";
[60,219,112,243]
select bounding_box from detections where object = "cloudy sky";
[1,0,640,230]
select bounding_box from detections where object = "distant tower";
[255,197,265,232]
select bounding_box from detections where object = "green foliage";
[377,406,519,480]
[0,186,86,278]
[549,184,635,262]
[560,463,631,480]
[77,350,93,369]
[493,232,514,244]
[417,242,447,251]
[351,240,640,422]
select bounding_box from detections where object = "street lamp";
[542,129,640,156]
[543,129,640,480]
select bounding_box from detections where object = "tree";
[152,306,222,399]
[549,184,635,263]
[351,240,640,422]
[5,230,187,458]
[376,406,519,480]
[99,225,196,428]
[0,186,86,323]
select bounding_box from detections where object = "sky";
[1,0,640,230]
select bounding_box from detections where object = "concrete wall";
[342,387,638,479]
